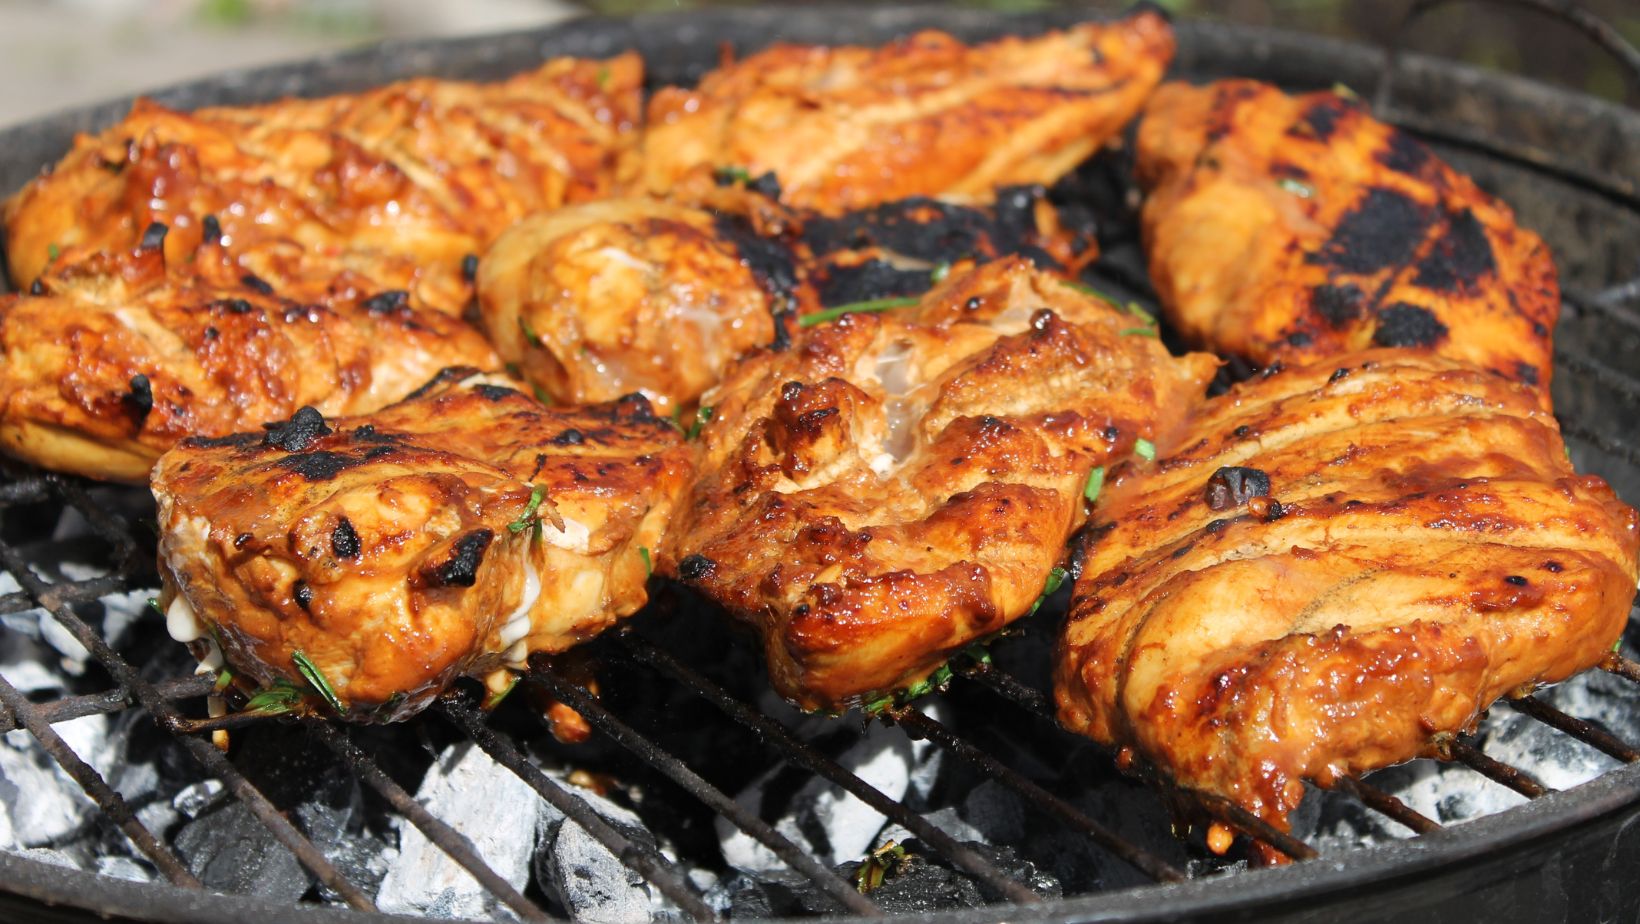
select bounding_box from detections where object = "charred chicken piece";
[476,187,1096,414]
[5,55,642,315]
[664,260,1218,712]
[152,370,692,720]
[1055,350,1640,832]
[1136,80,1557,398]
[636,10,1174,213]
[0,240,497,483]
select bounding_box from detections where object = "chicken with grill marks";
[1055,350,1640,834]
[635,9,1174,214]
[0,236,498,483]
[1136,80,1558,399]
[152,369,692,720]
[663,259,1219,712]
[4,54,642,316]
[475,184,1096,415]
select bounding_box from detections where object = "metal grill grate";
[1,2,1639,921]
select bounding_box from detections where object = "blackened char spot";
[712,214,798,308]
[1309,188,1432,274]
[201,214,222,244]
[423,530,493,588]
[1294,97,1346,140]
[1412,208,1495,292]
[239,273,274,295]
[122,374,153,424]
[263,407,332,451]
[405,366,480,400]
[815,259,929,306]
[747,171,782,199]
[1206,466,1271,511]
[460,253,479,282]
[182,432,260,450]
[29,279,45,296]
[293,581,313,611]
[272,451,357,481]
[1312,283,1366,328]
[209,298,254,314]
[1373,303,1449,348]
[1286,331,1313,347]
[351,424,400,445]
[139,222,168,251]
[331,518,361,560]
[362,290,409,314]
[474,384,520,402]
[553,428,586,446]
[1516,362,1540,386]
[1377,132,1431,175]
[678,554,716,580]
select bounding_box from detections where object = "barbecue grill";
[2,4,1639,922]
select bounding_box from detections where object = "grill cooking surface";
[1,5,1639,923]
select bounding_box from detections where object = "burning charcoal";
[536,792,656,924]
[873,806,985,850]
[171,780,226,820]
[0,716,111,850]
[959,779,1027,844]
[839,840,1059,912]
[710,869,838,918]
[175,801,311,900]
[719,708,933,870]
[377,741,541,920]
[96,855,154,883]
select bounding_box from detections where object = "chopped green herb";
[1084,466,1105,503]
[799,296,920,328]
[902,677,933,701]
[1278,177,1314,199]
[483,674,521,711]
[292,650,344,713]
[508,485,546,534]
[1614,637,1625,654]
[961,641,993,666]
[930,662,954,688]
[863,694,895,716]
[1135,438,1157,461]
[531,382,554,405]
[713,165,752,185]
[212,667,234,692]
[1126,302,1157,324]
[685,406,715,441]
[1119,326,1159,337]
[930,261,952,283]
[639,546,653,578]
[595,65,611,91]
[518,316,542,346]
[1332,82,1359,100]
[242,681,303,716]
[146,597,163,619]
[1027,566,1069,616]
[1059,278,1115,303]
[47,243,60,262]
[854,841,908,893]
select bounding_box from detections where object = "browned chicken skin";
[5,55,643,314]
[636,10,1174,213]
[1056,351,1640,831]
[1137,80,1558,398]
[0,240,498,482]
[152,369,692,719]
[476,187,1096,413]
[666,260,1217,711]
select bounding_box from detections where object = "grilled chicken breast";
[1137,80,1557,398]
[1055,350,1640,830]
[5,55,642,315]
[0,238,498,482]
[152,369,692,720]
[665,259,1218,711]
[476,186,1095,413]
[636,10,1174,213]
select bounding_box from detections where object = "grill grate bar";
[0,669,201,888]
[891,708,1187,882]
[0,499,379,912]
[1192,794,1320,862]
[618,634,1045,906]
[1603,653,1640,684]
[0,577,130,616]
[527,662,881,915]
[51,476,145,579]
[957,663,1057,721]
[437,696,720,922]
[1330,776,1442,834]
[0,675,213,733]
[1441,737,1551,798]
[1510,694,1640,764]
[1554,349,1640,402]
[308,722,552,923]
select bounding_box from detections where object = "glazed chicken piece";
[0,236,498,482]
[636,9,1173,213]
[1055,350,1639,832]
[664,259,1218,711]
[152,369,692,720]
[5,54,642,315]
[476,186,1095,414]
[1136,80,1557,399]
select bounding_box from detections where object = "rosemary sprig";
[483,674,521,711]
[799,296,919,329]
[854,841,908,893]
[508,485,546,534]
[1027,566,1069,617]
[1084,466,1105,503]
[684,406,714,441]
[518,316,542,346]
[639,546,653,578]
[242,681,304,716]
[292,650,344,713]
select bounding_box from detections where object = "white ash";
[0,715,114,851]
[377,741,542,922]
[719,698,942,873]
[536,788,659,924]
